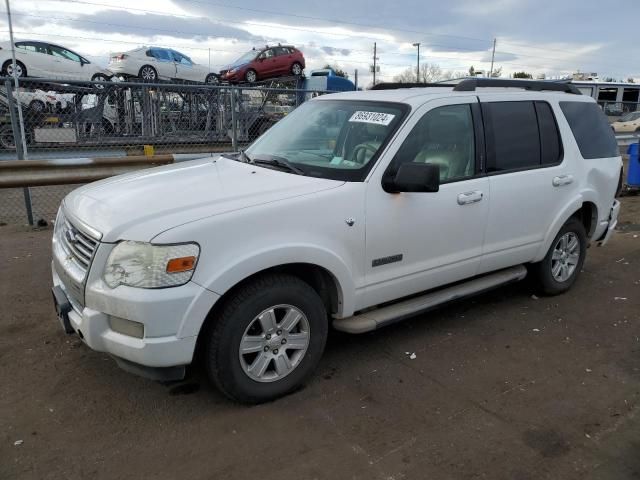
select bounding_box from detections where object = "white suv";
[51,79,622,403]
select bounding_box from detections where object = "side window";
[50,46,81,62]
[263,49,274,59]
[559,101,619,159]
[392,104,476,182]
[483,101,540,172]
[535,101,562,165]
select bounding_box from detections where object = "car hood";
[224,61,250,71]
[64,157,343,242]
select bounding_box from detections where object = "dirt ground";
[1,197,639,480]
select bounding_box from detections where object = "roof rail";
[453,78,581,95]
[370,82,455,90]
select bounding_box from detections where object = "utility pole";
[5,0,33,225]
[208,48,211,71]
[372,42,378,86]
[413,42,421,82]
[354,69,358,90]
[489,38,496,78]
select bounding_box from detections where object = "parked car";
[52,79,622,404]
[220,45,305,83]
[108,47,219,84]
[0,40,112,82]
[612,111,640,133]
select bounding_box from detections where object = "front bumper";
[51,260,219,375]
[597,199,621,246]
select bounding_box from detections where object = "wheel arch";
[192,260,349,361]
[533,193,599,262]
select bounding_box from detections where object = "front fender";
[193,244,356,318]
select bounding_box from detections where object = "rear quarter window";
[559,102,618,159]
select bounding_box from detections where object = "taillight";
[112,54,127,61]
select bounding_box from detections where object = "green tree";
[513,71,533,79]
[323,64,348,78]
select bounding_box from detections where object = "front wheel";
[205,274,328,403]
[91,73,110,88]
[531,218,587,295]
[291,62,303,76]
[244,69,257,83]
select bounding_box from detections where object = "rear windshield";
[559,102,618,159]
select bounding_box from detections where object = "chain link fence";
[0,76,329,225]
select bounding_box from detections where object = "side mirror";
[382,163,440,193]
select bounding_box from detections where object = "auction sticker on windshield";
[349,111,396,126]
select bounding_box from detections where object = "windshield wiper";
[251,155,305,175]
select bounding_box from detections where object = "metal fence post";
[230,87,238,151]
[5,79,34,225]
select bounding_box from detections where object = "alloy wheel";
[238,304,310,383]
[551,232,580,282]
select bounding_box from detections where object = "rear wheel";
[139,65,157,82]
[205,73,220,85]
[204,274,328,403]
[532,218,587,295]
[291,62,303,76]
[91,73,110,89]
[244,69,257,83]
[0,125,16,150]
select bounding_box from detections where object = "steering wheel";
[352,143,379,164]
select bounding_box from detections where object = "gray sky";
[3,0,639,84]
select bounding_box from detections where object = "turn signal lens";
[166,256,196,273]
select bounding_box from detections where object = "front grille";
[53,209,101,309]
[59,216,99,274]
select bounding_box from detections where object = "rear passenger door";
[477,95,577,274]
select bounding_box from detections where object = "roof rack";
[370,82,455,90]
[452,78,581,95]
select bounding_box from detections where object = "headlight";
[229,68,237,74]
[103,241,199,289]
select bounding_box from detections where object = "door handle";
[457,190,483,205]
[552,175,574,187]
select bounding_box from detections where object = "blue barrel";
[627,143,640,187]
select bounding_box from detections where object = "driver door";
[48,44,84,79]
[362,97,490,307]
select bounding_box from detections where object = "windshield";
[245,100,408,181]
[619,111,640,122]
[232,50,258,66]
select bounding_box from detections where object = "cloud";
[320,46,351,56]
[480,51,517,62]
[16,9,265,43]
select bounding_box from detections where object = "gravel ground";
[0,197,639,480]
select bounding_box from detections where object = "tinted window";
[535,101,562,165]
[16,42,48,54]
[392,104,475,182]
[483,101,540,172]
[560,102,619,159]
[50,45,81,62]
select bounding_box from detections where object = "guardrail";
[0,152,218,188]
[616,133,640,149]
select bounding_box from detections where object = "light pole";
[412,42,420,82]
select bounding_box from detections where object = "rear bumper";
[597,199,621,246]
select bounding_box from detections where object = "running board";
[333,265,527,334]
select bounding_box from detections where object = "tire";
[205,73,220,85]
[138,65,157,82]
[205,274,328,404]
[291,62,303,76]
[0,125,16,150]
[244,69,257,83]
[29,100,46,113]
[531,218,587,295]
[2,60,26,78]
[91,73,110,89]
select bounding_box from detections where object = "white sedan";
[108,46,220,84]
[0,40,112,82]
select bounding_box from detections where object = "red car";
[220,45,305,83]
